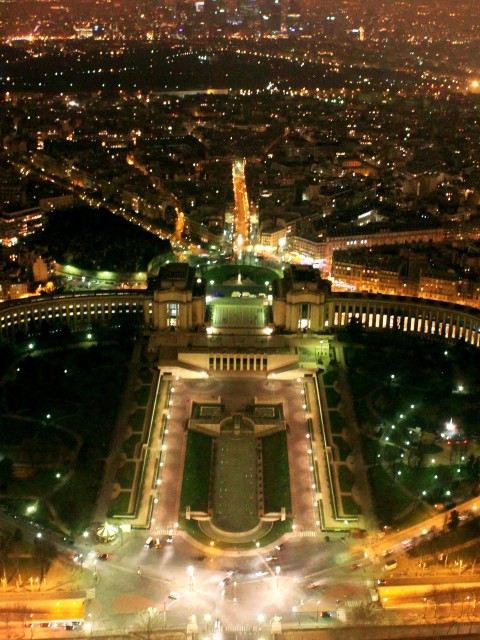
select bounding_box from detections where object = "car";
[384,559,397,571]
[144,537,154,549]
[377,578,387,585]
[307,580,323,589]
[402,539,413,550]
[166,535,173,544]
[349,563,360,570]
[226,568,237,576]
[255,570,268,577]
[320,611,334,618]
[98,553,109,560]
[382,549,393,557]
[214,619,222,630]
[155,538,164,549]
[265,555,278,562]
[219,577,231,587]
[65,624,75,631]
[168,591,180,600]
[275,544,285,551]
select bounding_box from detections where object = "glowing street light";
[188,565,194,591]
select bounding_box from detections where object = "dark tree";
[448,509,460,531]
[0,456,13,490]
[33,539,58,583]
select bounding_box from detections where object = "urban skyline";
[0,0,480,638]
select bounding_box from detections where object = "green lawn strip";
[325,387,341,409]
[109,491,132,516]
[116,461,137,488]
[340,495,362,516]
[129,409,146,432]
[332,436,351,462]
[368,465,414,525]
[262,432,291,513]
[329,411,345,435]
[191,403,223,418]
[180,430,213,512]
[337,464,354,492]
[139,367,153,384]
[323,370,338,386]
[123,433,143,458]
[134,385,151,407]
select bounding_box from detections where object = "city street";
[84,532,374,633]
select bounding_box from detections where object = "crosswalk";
[344,598,365,608]
[299,530,319,537]
[153,527,173,535]
[223,624,261,633]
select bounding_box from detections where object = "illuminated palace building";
[1,264,480,348]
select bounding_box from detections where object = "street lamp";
[188,565,194,591]
[204,613,211,632]
[275,565,280,590]
[87,613,93,636]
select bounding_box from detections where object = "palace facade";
[1,264,480,348]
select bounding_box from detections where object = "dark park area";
[0,338,133,533]
[26,206,172,273]
[344,334,480,527]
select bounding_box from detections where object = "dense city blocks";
[1,1,480,638]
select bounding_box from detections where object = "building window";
[298,302,310,329]
[166,302,179,327]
